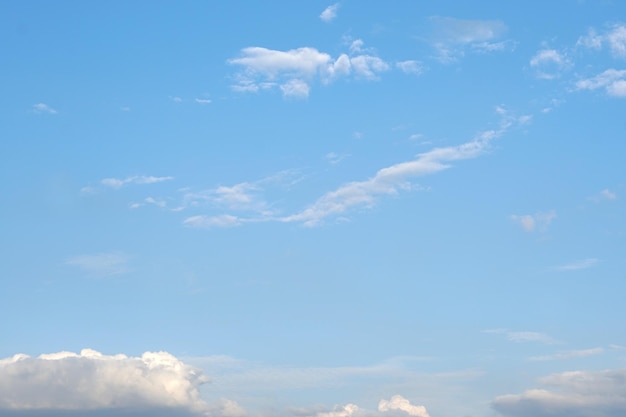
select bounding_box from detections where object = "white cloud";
[170,96,183,102]
[530,49,571,79]
[280,79,311,98]
[576,69,626,97]
[378,395,431,417]
[195,98,212,104]
[483,329,559,345]
[429,17,510,62]
[308,396,431,417]
[492,368,626,417]
[0,349,221,416]
[320,3,339,22]
[32,103,57,114]
[577,24,626,58]
[100,175,174,189]
[395,60,424,75]
[601,189,617,200]
[529,347,604,361]
[283,114,524,226]
[65,252,130,277]
[183,214,242,229]
[510,210,556,232]
[326,152,349,164]
[554,258,599,271]
[228,42,390,97]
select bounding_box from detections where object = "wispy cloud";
[483,329,559,345]
[528,347,604,361]
[428,17,512,62]
[100,175,174,189]
[32,103,57,114]
[577,23,626,58]
[320,3,339,23]
[575,68,626,97]
[510,210,556,233]
[283,113,528,226]
[194,98,212,104]
[65,252,130,277]
[554,258,599,271]
[183,214,242,229]
[326,151,350,164]
[395,60,424,75]
[530,49,571,80]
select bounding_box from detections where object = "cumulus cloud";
[310,396,430,417]
[492,368,626,417]
[100,175,174,189]
[32,103,57,114]
[65,252,130,277]
[530,49,571,79]
[227,42,390,98]
[510,210,556,232]
[429,17,511,61]
[575,69,626,97]
[320,3,339,22]
[554,258,599,271]
[283,114,527,226]
[0,349,223,417]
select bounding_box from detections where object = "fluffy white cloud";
[320,3,339,22]
[510,210,556,233]
[0,349,224,416]
[65,252,130,277]
[284,114,526,226]
[530,49,570,79]
[100,175,174,189]
[576,69,626,97]
[310,396,430,417]
[228,42,390,97]
[32,103,57,114]
[554,258,599,271]
[492,368,626,417]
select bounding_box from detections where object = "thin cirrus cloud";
[320,3,339,23]
[32,103,57,114]
[282,113,529,227]
[483,329,559,345]
[528,347,604,361]
[428,17,514,62]
[100,175,174,189]
[554,258,599,271]
[491,368,626,417]
[65,252,130,277]
[0,349,220,417]
[510,210,557,233]
[227,40,395,98]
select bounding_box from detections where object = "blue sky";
[1,1,626,417]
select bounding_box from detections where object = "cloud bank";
[492,368,626,417]
[0,349,217,417]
